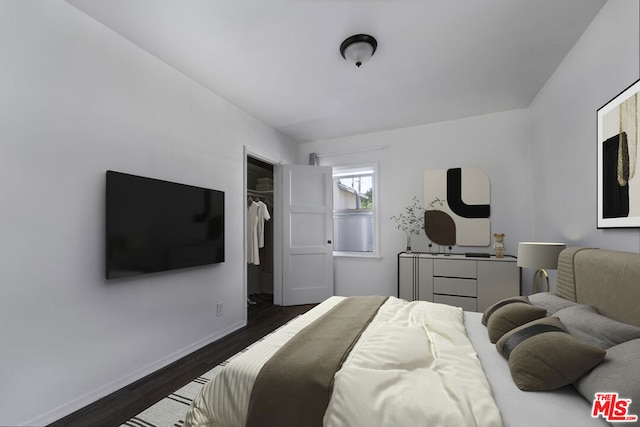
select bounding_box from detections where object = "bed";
[185,247,640,426]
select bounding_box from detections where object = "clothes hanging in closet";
[259,216,273,273]
[247,200,270,265]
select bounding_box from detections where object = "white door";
[275,164,334,306]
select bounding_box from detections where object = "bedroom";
[1,0,639,426]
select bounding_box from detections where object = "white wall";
[0,2,297,425]
[529,0,640,254]
[299,109,532,297]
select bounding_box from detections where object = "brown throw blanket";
[245,295,388,427]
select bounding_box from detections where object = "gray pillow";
[528,292,577,315]
[575,338,640,422]
[496,317,606,391]
[555,304,640,349]
[486,302,546,343]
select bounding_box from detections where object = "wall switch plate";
[216,302,224,317]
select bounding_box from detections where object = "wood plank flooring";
[48,297,315,427]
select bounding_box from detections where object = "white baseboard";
[25,319,247,427]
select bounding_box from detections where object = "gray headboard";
[556,247,640,327]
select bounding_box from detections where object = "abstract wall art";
[597,78,640,228]
[424,167,491,246]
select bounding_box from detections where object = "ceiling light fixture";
[340,34,377,68]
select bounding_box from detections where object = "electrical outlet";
[216,302,224,317]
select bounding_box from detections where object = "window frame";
[332,162,381,259]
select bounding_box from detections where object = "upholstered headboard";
[556,247,640,327]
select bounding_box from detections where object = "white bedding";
[186,296,345,427]
[185,296,503,427]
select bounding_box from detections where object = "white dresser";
[398,252,520,312]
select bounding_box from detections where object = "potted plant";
[390,196,424,253]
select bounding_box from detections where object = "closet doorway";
[246,154,274,316]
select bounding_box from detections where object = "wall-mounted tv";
[106,170,225,279]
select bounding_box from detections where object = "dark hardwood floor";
[49,296,315,427]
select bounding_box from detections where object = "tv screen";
[106,170,225,279]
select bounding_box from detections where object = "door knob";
[327,240,332,244]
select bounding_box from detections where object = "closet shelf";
[248,189,273,195]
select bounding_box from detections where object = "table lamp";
[517,242,566,293]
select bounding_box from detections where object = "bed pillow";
[481,296,530,325]
[496,317,606,391]
[528,292,577,315]
[486,301,546,343]
[554,304,640,349]
[574,338,640,419]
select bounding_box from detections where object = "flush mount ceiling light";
[340,34,377,68]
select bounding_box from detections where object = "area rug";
[119,327,277,427]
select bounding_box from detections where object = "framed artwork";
[424,167,490,246]
[597,78,640,228]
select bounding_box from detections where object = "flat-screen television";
[106,170,225,279]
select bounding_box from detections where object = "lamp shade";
[517,242,566,270]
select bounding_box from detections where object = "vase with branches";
[390,196,424,253]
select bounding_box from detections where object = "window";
[332,164,379,258]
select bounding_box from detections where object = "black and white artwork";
[424,167,491,246]
[597,78,640,228]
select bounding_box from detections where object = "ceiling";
[66,0,606,143]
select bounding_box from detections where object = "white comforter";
[185,296,503,427]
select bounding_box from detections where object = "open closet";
[246,155,274,312]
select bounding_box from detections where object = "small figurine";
[493,233,505,258]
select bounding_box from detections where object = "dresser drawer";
[434,259,476,278]
[434,294,477,312]
[433,277,477,297]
